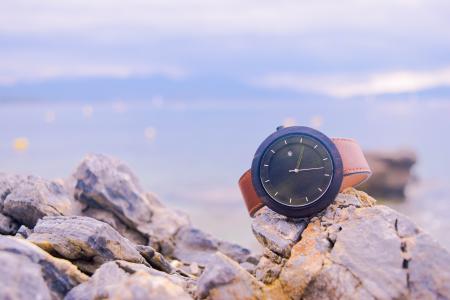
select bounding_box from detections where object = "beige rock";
[28,215,145,273]
[196,252,263,300]
[65,260,192,300]
[0,236,88,299]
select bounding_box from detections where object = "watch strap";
[239,137,371,217]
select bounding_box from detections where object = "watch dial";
[259,134,333,207]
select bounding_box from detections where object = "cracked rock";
[0,174,73,228]
[65,260,192,300]
[251,206,308,258]
[0,236,88,299]
[72,154,190,247]
[172,226,256,267]
[27,215,145,273]
[196,252,263,299]
[262,189,450,300]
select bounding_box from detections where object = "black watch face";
[259,134,334,207]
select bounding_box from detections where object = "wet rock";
[27,215,144,273]
[196,252,263,299]
[73,154,190,246]
[1,175,73,227]
[0,212,19,234]
[172,226,255,267]
[0,236,88,299]
[360,149,417,199]
[65,260,192,300]
[251,207,308,258]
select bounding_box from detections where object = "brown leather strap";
[239,137,371,217]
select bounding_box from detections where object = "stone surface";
[72,154,190,247]
[1,155,449,300]
[65,260,192,300]
[136,244,173,274]
[360,149,417,199]
[251,207,308,258]
[196,252,263,300]
[0,236,88,299]
[172,226,256,267]
[0,212,19,234]
[254,189,450,300]
[0,174,73,227]
[28,215,144,273]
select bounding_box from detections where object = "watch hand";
[288,167,324,173]
[298,167,324,171]
[295,145,305,169]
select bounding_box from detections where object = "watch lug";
[276,125,285,131]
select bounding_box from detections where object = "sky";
[1,1,450,248]
[1,0,450,99]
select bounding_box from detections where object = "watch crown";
[276,125,285,131]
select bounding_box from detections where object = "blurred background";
[1,0,450,250]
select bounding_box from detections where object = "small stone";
[0,212,19,235]
[251,207,308,258]
[15,225,32,239]
[190,262,200,276]
[136,244,173,274]
[27,216,144,273]
[196,252,263,299]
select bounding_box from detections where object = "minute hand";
[294,167,324,172]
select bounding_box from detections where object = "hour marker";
[284,140,287,144]
[289,198,292,203]
[324,174,330,177]
[274,192,278,196]
[306,196,309,202]
[264,164,269,167]
[314,145,318,149]
[265,179,270,182]
[300,138,303,143]
[318,187,322,192]
[323,158,328,161]
[271,149,275,153]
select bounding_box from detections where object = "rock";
[27,215,145,273]
[81,207,148,245]
[72,154,190,246]
[255,255,283,284]
[172,226,255,267]
[360,149,417,199]
[252,189,450,300]
[0,212,19,234]
[65,260,192,300]
[0,236,88,299]
[0,174,73,228]
[251,207,308,258]
[15,224,32,238]
[136,245,173,274]
[196,252,263,299]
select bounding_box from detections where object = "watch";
[238,126,371,218]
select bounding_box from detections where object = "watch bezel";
[251,126,343,218]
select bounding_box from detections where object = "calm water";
[1,98,449,250]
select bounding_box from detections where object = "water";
[1,98,449,250]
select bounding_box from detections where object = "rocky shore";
[0,154,449,299]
